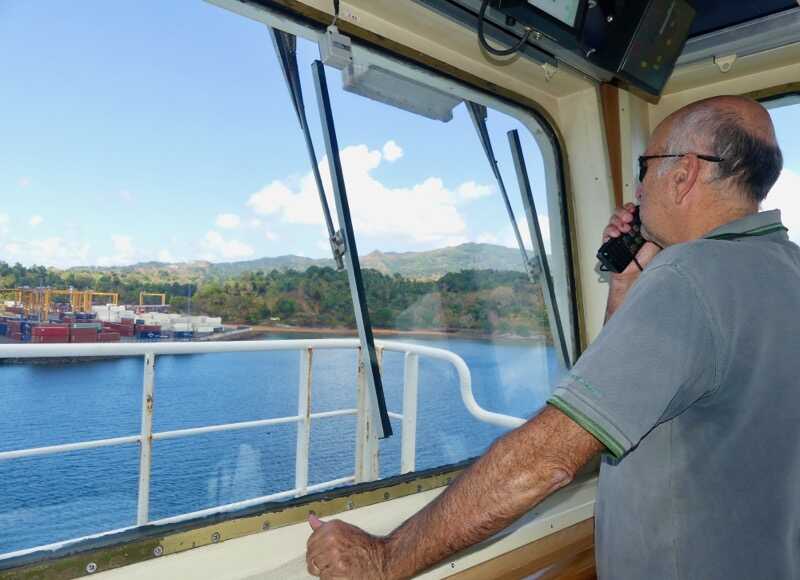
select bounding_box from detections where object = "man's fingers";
[602,205,638,243]
[602,225,621,243]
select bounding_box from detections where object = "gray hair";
[659,107,783,203]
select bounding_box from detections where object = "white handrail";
[0,338,525,559]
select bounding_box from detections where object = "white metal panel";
[556,87,616,344]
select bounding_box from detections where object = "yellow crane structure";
[43,289,83,315]
[139,292,166,307]
[82,291,119,312]
[0,288,22,304]
[4,288,120,319]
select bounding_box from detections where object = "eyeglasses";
[638,154,724,182]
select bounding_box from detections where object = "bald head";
[658,95,782,203]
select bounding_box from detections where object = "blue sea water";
[0,334,560,555]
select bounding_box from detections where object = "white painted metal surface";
[137,352,156,525]
[294,348,313,496]
[0,338,524,559]
[401,352,419,474]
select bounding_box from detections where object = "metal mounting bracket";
[330,230,346,270]
[542,62,558,81]
[714,53,737,73]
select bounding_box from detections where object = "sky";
[0,0,552,269]
[1,2,799,269]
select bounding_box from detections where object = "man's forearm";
[380,407,601,579]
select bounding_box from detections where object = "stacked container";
[70,326,98,343]
[32,325,70,343]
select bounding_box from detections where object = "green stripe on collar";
[705,224,788,241]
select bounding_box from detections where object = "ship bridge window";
[763,95,800,245]
[0,0,575,559]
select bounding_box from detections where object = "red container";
[70,330,98,340]
[33,335,70,343]
[33,325,69,335]
[98,332,120,342]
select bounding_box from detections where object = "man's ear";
[672,155,699,205]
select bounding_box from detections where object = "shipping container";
[98,332,121,342]
[173,331,194,340]
[70,335,97,343]
[72,322,102,330]
[136,331,160,340]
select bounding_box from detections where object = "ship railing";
[0,338,524,555]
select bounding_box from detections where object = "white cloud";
[478,215,551,253]
[457,181,493,201]
[763,169,800,245]
[18,177,30,187]
[97,235,136,266]
[29,215,43,227]
[6,237,91,268]
[264,230,279,241]
[119,190,134,202]
[248,218,262,228]
[382,140,403,162]
[476,232,500,244]
[215,213,241,229]
[247,144,467,245]
[158,249,175,263]
[202,230,254,260]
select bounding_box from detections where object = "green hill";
[66,243,528,282]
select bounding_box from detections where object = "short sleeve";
[548,264,718,458]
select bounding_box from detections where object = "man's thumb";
[309,513,323,531]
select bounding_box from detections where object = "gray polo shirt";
[549,210,800,579]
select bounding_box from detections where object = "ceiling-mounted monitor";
[483,0,696,96]
[489,0,589,35]
[526,0,583,28]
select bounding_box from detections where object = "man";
[306,95,796,579]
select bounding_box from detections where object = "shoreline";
[242,324,549,343]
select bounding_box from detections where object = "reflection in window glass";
[0,1,571,555]
[324,62,567,477]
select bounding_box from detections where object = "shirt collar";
[703,209,788,241]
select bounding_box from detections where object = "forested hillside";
[1,261,550,338]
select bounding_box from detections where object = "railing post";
[355,348,380,482]
[137,352,156,526]
[401,353,419,474]
[295,347,313,497]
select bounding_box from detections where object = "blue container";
[0,323,7,335]
[137,331,160,340]
[173,331,194,340]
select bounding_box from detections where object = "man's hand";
[306,514,389,579]
[603,203,661,321]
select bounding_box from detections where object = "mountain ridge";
[68,242,530,280]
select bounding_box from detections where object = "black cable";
[477,0,533,57]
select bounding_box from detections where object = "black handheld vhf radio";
[596,206,646,273]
